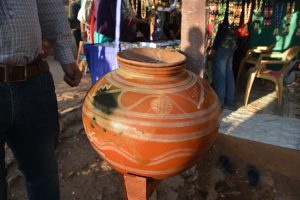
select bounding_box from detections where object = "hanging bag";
[83,0,122,84]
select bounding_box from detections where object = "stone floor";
[220,75,300,150]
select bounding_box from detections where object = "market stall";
[204,0,300,110]
[79,0,183,83]
[207,0,300,57]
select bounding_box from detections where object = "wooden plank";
[123,174,147,200]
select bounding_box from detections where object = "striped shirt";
[0,0,74,66]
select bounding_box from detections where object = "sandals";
[219,155,260,187]
[219,155,235,174]
[246,165,260,187]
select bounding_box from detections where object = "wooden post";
[122,174,161,200]
[181,0,207,77]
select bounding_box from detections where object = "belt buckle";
[0,64,8,82]
[0,64,27,82]
[14,65,27,82]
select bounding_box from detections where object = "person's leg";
[7,71,60,200]
[212,47,230,108]
[225,50,236,106]
[0,83,13,200]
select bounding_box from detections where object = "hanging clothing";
[93,0,117,38]
[77,0,93,25]
[93,0,136,42]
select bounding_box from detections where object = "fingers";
[62,63,82,87]
[64,75,76,87]
[63,69,82,87]
[73,71,82,86]
[64,72,81,87]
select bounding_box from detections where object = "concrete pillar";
[181,0,207,77]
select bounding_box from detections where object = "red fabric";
[207,2,217,37]
[236,0,254,38]
[90,2,95,44]
[208,23,213,36]
[237,23,251,37]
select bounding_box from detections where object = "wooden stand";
[122,174,161,200]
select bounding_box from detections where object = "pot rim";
[116,48,186,68]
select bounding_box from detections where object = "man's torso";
[0,0,41,65]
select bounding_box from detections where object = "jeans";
[212,47,235,108]
[0,71,60,200]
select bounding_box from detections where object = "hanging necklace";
[131,0,139,14]
[209,0,218,24]
[141,0,147,19]
[233,1,243,27]
[254,0,263,30]
[244,1,252,33]
[263,0,274,28]
[217,0,227,24]
[149,0,155,9]
[273,1,283,35]
[210,0,222,38]
[211,0,220,39]
[228,1,235,25]
[284,0,295,34]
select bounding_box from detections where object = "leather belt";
[0,59,49,82]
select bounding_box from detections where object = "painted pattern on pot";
[82,48,221,179]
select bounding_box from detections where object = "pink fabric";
[269,71,282,78]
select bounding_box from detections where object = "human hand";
[41,36,53,59]
[62,63,82,87]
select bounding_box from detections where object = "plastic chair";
[244,45,300,106]
[76,41,88,74]
[237,44,275,83]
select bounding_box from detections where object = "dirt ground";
[5,57,300,200]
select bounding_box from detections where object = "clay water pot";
[82,48,221,179]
